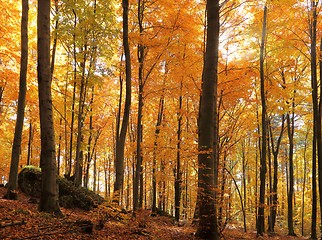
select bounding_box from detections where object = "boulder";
[18,166,105,210]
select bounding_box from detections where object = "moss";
[18,167,105,211]
[23,165,41,172]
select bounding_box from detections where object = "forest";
[1,0,322,239]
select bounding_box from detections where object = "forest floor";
[0,187,309,239]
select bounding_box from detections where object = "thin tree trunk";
[241,141,247,232]
[152,95,164,213]
[50,0,59,78]
[301,128,309,236]
[286,111,296,236]
[85,87,94,188]
[310,2,318,239]
[68,8,78,178]
[114,0,132,204]
[257,5,267,236]
[57,118,62,176]
[74,43,88,186]
[268,115,285,232]
[93,152,97,192]
[175,81,183,222]
[6,0,29,200]
[27,117,33,165]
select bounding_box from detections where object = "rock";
[18,166,105,210]
[18,166,42,197]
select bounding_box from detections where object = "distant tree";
[37,0,61,214]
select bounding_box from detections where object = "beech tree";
[5,0,28,200]
[257,5,267,236]
[114,0,132,204]
[310,1,319,238]
[37,0,61,214]
[195,0,220,238]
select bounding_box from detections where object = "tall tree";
[195,0,220,238]
[5,0,29,200]
[133,0,145,211]
[286,99,296,236]
[268,115,285,233]
[37,0,61,214]
[310,1,318,238]
[114,0,132,204]
[175,80,183,222]
[257,5,267,236]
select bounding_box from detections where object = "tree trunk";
[84,87,94,189]
[57,118,62,176]
[37,0,61,214]
[301,128,309,236]
[113,0,131,204]
[195,0,220,238]
[50,0,59,78]
[310,2,318,239]
[175,81,183,222]
[68,9,78,178]
[74,43,88,186]
[241,141,247,232]
[27,117,33,165]
[133,0,145,211]
[134,84,143,210]
[257,5,267,237]
[6,0,29,200]
[152,95,164,213]
[287,111,296,236]
[268,115,285,233]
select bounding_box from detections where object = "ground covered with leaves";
[0,186,310,239]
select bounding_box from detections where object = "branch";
[0,220,26,228]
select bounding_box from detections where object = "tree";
[310,1,318,238]
[286,96,296,236]
[257,5,267,236]
[133,0,145,211]
[195,0,220,238]
[37,0,61,214]
[5,0,28,200]
[114,0,132,204]
[268,115,285,232]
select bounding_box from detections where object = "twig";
[0,220,26,228]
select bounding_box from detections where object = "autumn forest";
[1,0,322,239]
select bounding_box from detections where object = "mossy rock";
[18,166,42,197]
[18,166,105,211]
